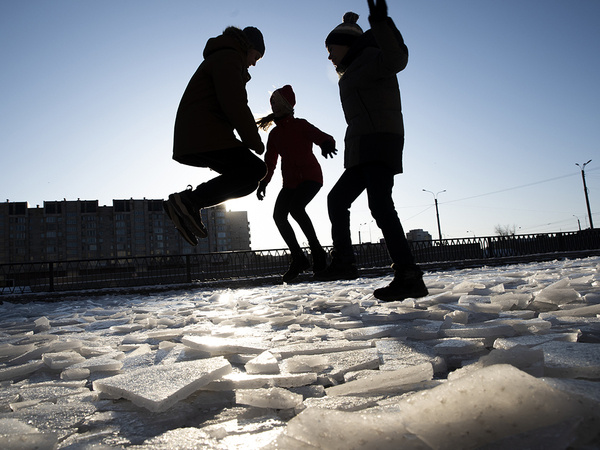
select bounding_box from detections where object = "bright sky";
[1,0,599,251]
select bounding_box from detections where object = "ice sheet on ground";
[0,256,598,448]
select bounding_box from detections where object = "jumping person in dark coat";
[164,26,267,246]
[256,85,337,282]
[315,0,428,301]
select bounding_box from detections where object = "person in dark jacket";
[315,0,428,302]
[256,85,337,282]
[163,26,267,246]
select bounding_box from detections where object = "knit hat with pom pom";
[325,12,363,47]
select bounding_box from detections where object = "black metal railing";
[1,229,598,295]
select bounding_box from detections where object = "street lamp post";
[423,189,446,242]
[576,160,594,229]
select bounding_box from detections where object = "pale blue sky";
[1,0,599,250]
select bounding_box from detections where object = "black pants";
[274,181,323,256]
[176,147,267,208]
[327,163,414,266]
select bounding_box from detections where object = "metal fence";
[1,229,599,295]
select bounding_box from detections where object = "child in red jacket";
[257,85,337,282]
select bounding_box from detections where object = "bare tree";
[494,224,517,237]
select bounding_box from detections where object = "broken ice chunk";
[93,356,232,412]
[9,339,83,365]
[0,360,44,382]
[535,279,580,305]
[0,418,58,450]
[278,365,591,449]
[534,341,600,379]
[182,335,267,356]
[42,351,86,370]
[60,368,91,381]
[539,303,600,319]
[343,325,397,340]
[282,355,331,373]
[203,372,317,390]
[235,387,303,410]
[272,340,373,359]
[396,364,590,449]
[490,292,532,310]
[34,316,51,332]
[245,351,280,375]
[273,407,419,448]
[433,338,486,355]
[0,343,35,362]
[69,352,124,373]
[326,362,434,397]
[321,348,380,382]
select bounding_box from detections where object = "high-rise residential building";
[0,199,251,263]
[406,229,432,243]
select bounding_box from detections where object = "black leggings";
[273,181,323,256]
[327,163,414,266]
[176,147,267,208]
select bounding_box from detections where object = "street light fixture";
[423,189,446,242]
[575,160,594,229]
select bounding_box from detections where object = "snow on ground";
[0,256,599,449]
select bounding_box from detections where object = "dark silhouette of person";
[164,26,267,246]
[316,0,428,301]
[256,85,337,282]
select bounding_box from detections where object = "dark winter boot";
[374,264,428,301]
[313,252,358,281]
[282,254,310,283]
[311,247,328,274]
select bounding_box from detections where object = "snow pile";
[0,256,599,448]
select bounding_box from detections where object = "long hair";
[256,89,295,131]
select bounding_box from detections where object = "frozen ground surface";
[1,256,599,449]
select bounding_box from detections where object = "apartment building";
[0,199,251,263]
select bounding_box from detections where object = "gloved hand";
[256,180,267,200]
[254,142,265,155]
[320,141,338,159]
[367,0,388,21]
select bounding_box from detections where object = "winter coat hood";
[172,26,263,160]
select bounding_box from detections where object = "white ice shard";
[60,367,90,381]
[42,351,86,370]
[272,340,373,358]
[343,325,397,340]
[320,348,380,381]
[93,356,232,412]
[0,360,44,382]
[275,365,593,449]
[34,316,51,332]
[270,407,422,449]
[203,371,317,390]
[9,339,83,365]
[439,322,516,339]
[539,303,600,318]
[535,279,580,305]
[282,355,330,373]
[236,387,303,410]
[0,343,35,361]
[433,338,486,355]
[0,418,58,450]
[326,362,434,397]
[534,341,600,379]
[244,351,280,375]
[68,352,124,373]
[181,335,267,355]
